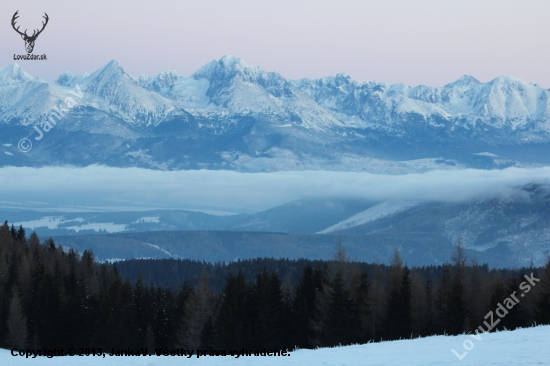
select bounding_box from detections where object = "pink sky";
[1,0,549,87]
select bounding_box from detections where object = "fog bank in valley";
[1,166,548,212]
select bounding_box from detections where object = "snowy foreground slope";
[1,326,549,365]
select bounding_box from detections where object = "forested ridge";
[1,221,550,352]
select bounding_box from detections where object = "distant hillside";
[51,229,529,268]
[6,184,550,268]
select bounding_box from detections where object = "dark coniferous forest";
[1,221,550,352]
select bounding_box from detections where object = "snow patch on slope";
[13,216,126,233]
[63,222,127,233]
[144,243,177,258]
[13,216,66,230]
[318,201,419,233]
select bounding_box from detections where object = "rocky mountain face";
[1,57,550,172]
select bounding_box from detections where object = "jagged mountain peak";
[213,55,259,74]
[0,63,35,84]
[61,60,178,127]
[96,59,124,75]
[83,60,127,86]
[293,72,354,85]
[194,56,276,82]
[318,73,356,87]
[102,59,124,72]
[332,73,354,85]
[140,70,182,88]
[189,56,300,109]
[55,71,89,87]
[219,55,248,68]
[445,75,480,88]
[155,70,180,79]
[81,60,136,95]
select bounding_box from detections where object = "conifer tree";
[447,240,468,335]
[6,292,28,349]
[447,276,467,335]
[384,278,402,340]
[200,316,215,349]
[310,265,330,347]
[355,271,371,343]
[502,274,527,330]
[409,271,427,337]
[465,260,484,326]
[254,269,285,349]
[321,271,358,346]
[16,226,26,246]
[384,249,405,340]
[331,240,350,279]
[489,278,509,331]
[0,221,12,244]
[399,266,412,338]
[292,264,317,348]
[37,272,61,348]
[132,276,148,346]
[10,225,18,242]
[151,287,175,348]
[59,263,83,348]
[423,278,435,336]
[214,270,249,349]
[280,273,294,348]
[436,264,452,334]
[177,272,214,349]
[28,232,40,249]
[367,263,386,341]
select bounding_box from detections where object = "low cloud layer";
[1,166,549,212]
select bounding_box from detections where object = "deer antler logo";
[11,11,49,54]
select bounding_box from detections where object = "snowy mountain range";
[1,56,550,171]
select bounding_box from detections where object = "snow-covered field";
[12,216,127,233]
[1,326,549,365]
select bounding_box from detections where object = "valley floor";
[1,325,549,365]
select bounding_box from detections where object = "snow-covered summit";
[0,64,35,84]
[83,60,127,95]
[444,74,480,88]
[72,60,177,126]
[193,55,264,80]
[0,64,47,116]
[195,55,296,101]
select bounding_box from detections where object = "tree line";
[1,221,549,352]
